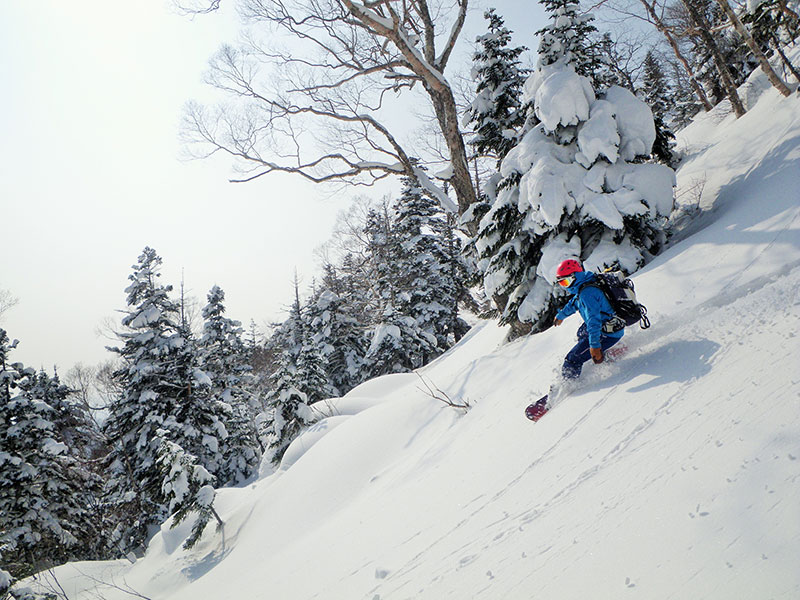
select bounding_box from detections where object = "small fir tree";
[103,247,182,551]
[199,285,261,486]
[295,338,336,404]
[169,317,228,480]
[536,0,602,85]
[363,305,438,378]
[335,253,376,327]
[307,289,367,396]
[363,206,400,313]
[285,274,307,360]
[262,352,313,467]
[391,171,468,351]
[463,9,528,166]
[157,435,223,550]
[439,213,474,344]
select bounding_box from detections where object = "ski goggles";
[557,275,575,288]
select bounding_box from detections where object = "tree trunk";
[493,292,534,340]
[771,35,800,84]
[211,506,225,529]
[473,156,481,198]
[776,0,800,23]
[636,0,714,111]
[441,94,479,223]
[715,0,793,96]
[681,0,748,116]
[342,0,477,226]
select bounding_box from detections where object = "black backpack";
[585,271,651,330]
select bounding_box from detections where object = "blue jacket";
[555,271,624,348]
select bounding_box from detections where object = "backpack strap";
[576,280,619,327]
[638,305,651,329]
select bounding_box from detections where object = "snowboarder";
[552,259,626,377]
[526,259,626,421]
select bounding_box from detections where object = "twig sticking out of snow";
[416,373,472,412]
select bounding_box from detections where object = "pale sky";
[1,0,543,372]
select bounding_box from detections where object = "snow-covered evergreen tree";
[473,4,675,334]
[363,305,438,378]
[102,247,182,551]
[392,171,468,351]
[439,213,474,344]
[295,338,336,404]
[103,247,226,553]
[157,435,222,550]
[463,9,528,165]
[285,274,307,359]
[170,317,229,483]
[331,253,375,327]
[244,319,273,406]
[261,351,313,467]
[279,277,337,404]
[0,337,100,579]
[199,285,261,486]
[642,51,677,167]
[536,0,601,85]
[0,329,26,406]
[307,288,367,396]
[363,206,400,312]
[45,369,104,463]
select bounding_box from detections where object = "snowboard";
[525,395,550,422]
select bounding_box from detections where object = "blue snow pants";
[562,323,624,379]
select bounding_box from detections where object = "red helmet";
[556,259,583,279]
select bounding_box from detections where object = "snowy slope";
[27,71,800,599]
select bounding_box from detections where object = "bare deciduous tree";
[64,363,99,413]
[714,0,793,97]
[0,288,18,322]
[601,0,715,110]
[94,360,123,409]
[181,0,478,226]
[678,0,747,116]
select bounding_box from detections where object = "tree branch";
[415,372,471,411]
[181,0,478,219]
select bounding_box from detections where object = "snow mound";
[278,415,349,471]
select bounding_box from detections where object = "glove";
[554,318,563,327]
[590,347,603,363]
